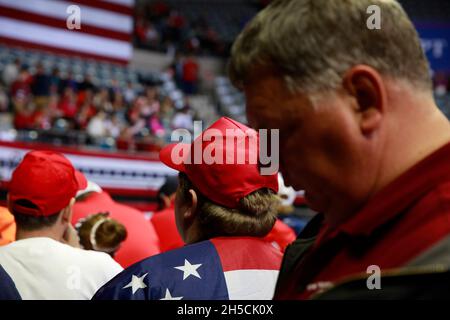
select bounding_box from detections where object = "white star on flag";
[160,289,183,300]
[123,273,148,294]
[174,259,202,280]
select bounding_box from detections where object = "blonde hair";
[178,173,279,238]
[229,0,431,93]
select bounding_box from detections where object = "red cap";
[8,151,87,217]
[160,117,278,208]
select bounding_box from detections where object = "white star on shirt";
[174,259,202,280]
[123,273,148,294]
[160,288,183,300]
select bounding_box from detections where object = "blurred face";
[244,69,382,226]
[20,71,28,81]
[146,88,157,100]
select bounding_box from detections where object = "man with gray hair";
[229,0,450,299]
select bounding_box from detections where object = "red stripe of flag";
[0,140,160,161]
[211,237,283,272]
[0,5,132,42]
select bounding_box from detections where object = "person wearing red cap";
[151,174,297,253]
[0,151,123,300]
[93,117,283,300]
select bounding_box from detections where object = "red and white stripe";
[0,0,134,64]
[211,238,283,300]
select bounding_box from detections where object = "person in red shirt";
[182,55,199,95]
[135,18,149,46]
[76,89,97,130]
[72,180,160,268]
[13,105,42,130]
[58,87,78,120]
[229,0,450,299]
[264,219,296,253]
[10,68,32,100]
[11,68,36,130]
[151,176,185,253]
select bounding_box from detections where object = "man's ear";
[183,189,198,221]
[343,65,386,135]
[61,197,75,224]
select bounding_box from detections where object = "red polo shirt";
[72,191,160,268]
[264,219,297,252]
[276,141,450,299]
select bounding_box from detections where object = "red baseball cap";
[160,117,278,208]
[8,150,87,217]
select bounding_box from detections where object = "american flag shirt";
[92,237,283,300]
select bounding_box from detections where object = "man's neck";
[15,229,62,243]
[374,98,450,196]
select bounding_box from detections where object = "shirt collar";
[334,141,450,237]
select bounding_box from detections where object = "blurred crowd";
[0,58,199,151]
[134,1,227,56]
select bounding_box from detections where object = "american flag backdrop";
[0,0,134,64]
[92,237,283,300]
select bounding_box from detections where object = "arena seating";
[0,44,187,151]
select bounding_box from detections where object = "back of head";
[229,0,431,93]
[76,212,127,256]
[8,150,87,233]
[177,173,280,239]
[159,117,280,242]
[11,199,61,232]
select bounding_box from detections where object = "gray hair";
[229,0,431,93]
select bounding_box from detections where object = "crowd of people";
[134,1,228,56]
[0,59,198,151]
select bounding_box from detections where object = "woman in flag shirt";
[93,117,283,300]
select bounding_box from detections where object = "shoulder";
[403,180,450,230]
[50,242,123,272]
[211,237,283,264]
[425,181,450,211]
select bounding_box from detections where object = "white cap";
[277,173,297,207]
[76,180,102,198]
